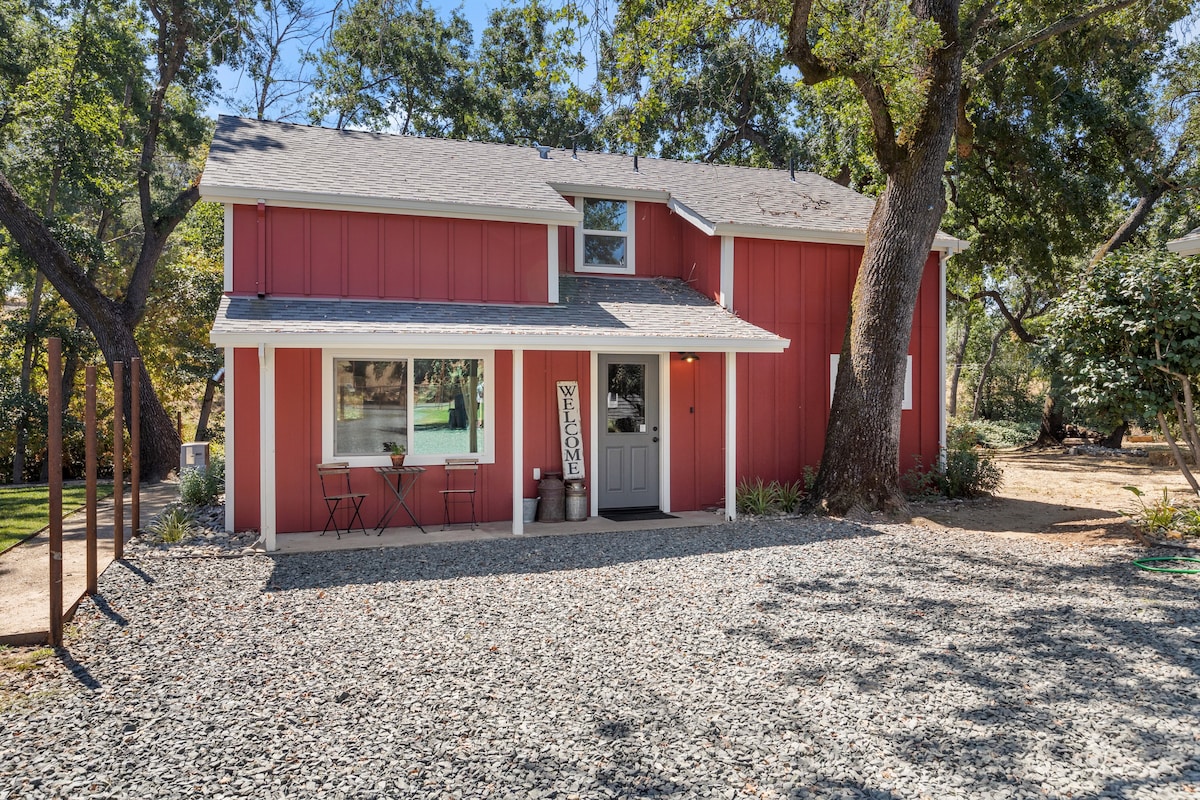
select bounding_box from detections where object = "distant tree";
[0,0,246,481]
[231,0,327,121]
[1046,249,1200,492]
[599,3,803,166]
[307,0,475,134]
[473,0,599,147]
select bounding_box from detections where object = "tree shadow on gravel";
[733,541,1200,797]
[264,520,886,592]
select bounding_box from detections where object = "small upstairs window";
[576,197,635,274]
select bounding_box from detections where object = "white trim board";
[213,330,788,353]
[574,196,636,275]
[830,354,912,410]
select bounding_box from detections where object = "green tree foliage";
[473,0,598,147]
[1048,249,1200,429]
[308,0,475,134]
[0,0,248,480]
[598,2,802,166]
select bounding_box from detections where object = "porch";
[269,510,726,555]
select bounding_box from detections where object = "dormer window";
[576,197,635,274]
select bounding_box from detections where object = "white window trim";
[830,354,912,410]
[322,348,496,467]
[575,196,636,275]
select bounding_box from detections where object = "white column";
[223,204,233,293]
[659,352,671,513]
[719,236,734,310]
[589,350,599,517]
[224,346,235,533]
[938,250,949,462]
[512,349,524,535]
[259,344,276,551]
[724,350,737,522]
[547,226,559,304]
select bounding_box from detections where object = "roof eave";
[210,329,789,353]
[1167,238,1200,256]
[200,184,583,226]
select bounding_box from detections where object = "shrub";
[180,456,224,507]
[147,505,199,543]
[904,445,1003,500]
[1122,487,1200,538]
[736,478,778,515]
[775,480,805,513]
[947,418,1038,450]
[937,446,1003,498]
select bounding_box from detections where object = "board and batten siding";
[733,240,942,483]
[230,205,550,303]
[557,197,723,292]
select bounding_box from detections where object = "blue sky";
[212,0,508,120]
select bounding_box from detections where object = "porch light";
[679,352,700,363]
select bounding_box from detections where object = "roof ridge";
[214,115,833,182]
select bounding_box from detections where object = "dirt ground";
[910,449,1199,547]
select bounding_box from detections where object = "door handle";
[652,436,659,443]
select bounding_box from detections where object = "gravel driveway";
[2,519,1197,799]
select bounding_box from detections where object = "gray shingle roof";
[1167,227,1200,256]
[202,116,966,248]
[210,276,787,352]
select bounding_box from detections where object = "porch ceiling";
[210,275,789,352]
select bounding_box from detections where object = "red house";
[202,117,965,550]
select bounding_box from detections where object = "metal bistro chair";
[317,462,368,539]
[440,458,479,530]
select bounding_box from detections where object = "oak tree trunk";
[813,141,958,514]
[792,0,963,515]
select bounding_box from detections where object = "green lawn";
[0,483,115,555]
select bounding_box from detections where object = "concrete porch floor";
[269,510,727,555]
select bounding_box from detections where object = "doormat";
[599,508,678,522]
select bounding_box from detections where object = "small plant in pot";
[383,441,406,467]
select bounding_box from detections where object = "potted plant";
[382,441,406,468]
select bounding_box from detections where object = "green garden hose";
[1133,556,1200,574]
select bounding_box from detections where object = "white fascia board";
[211,330,790,353]
[550,184,671,203]
[667,198,717,235]
[705,221,971,253]
[1167,237,1200,256]
[200,185,583,226]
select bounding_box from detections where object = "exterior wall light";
[679,352,700,363]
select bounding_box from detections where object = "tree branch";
[0,169,120,333]
[851,73,900,170]
[784,0,833,85]
[974,0,1141,77]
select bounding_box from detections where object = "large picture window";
[576,197,635,274]
[328,353,491,464]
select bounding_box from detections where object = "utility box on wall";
[180,441,210,474]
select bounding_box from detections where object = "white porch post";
[512,348,524,535]
[224,346,235,533]
[938,250,949,461]
[724,350,737,521]
[259,344,277,551]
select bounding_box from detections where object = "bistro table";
[373,466,427,534]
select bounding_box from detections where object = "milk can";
[537,472,565,522]
[564,481,588,521]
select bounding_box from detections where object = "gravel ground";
[1,518,1197,799]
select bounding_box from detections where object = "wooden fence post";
[131,357,140,536]
[48,338,63,648]
[86,365,97,596]
[113,360,124,561]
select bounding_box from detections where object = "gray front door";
[597,354,660,510]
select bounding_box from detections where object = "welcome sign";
[556,381,585,481]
